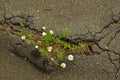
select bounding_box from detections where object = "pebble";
[37,10,40,13]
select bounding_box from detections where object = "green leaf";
[60,28,69,38]
[39,48,48,56]
[54,37,62,43]
[54,49,64,60]
[78,42,85,47]
[70,45,78,51]
[43,33,54,46]
[25,34,34,44]
[57,52,64,59]
[26,34,33,40]
[20,29,24,36]
[53,59,59,66]
[19,22,25,27]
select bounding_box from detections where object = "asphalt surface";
[0,0,120,80]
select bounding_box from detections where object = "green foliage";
[26,34,32,40]
[62,42,69,49]
[19,22,25,27]
[26,34,34,44]
[39,48,48,56]
[54,49,64,60]
[18,25,86,66]
[61,41,78,51]
[78,42,85,47]
[60,28,69,38]
[53,37,62,44]
[53,59,59,66]
[20,29,24,36]
[69,45,78,51]
[43,33,55,46]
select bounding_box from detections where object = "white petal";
[42,32,47,36]
[60,63,66,68]
[47,47,52,52]
[68,54,74,61]
[49,30,54,34]
[35,45,39,49]
[48,49,52,52]
[21,35,26,40]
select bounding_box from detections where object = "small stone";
[50,58,54,61]
[42,27,46,30]
[105,47,109,49]
[37,10,40,12]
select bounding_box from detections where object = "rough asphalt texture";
[0,0,120,80]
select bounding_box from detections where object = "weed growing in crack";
[19,22,25,36]
[60,28,69,38]
[19,22,25,27]
[78,41,85,47]
[39,48,48,56]
[54,49,64,61]
[20,29,24,36]
[19,26,86,68]
[26,33,34,44]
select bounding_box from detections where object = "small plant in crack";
[19,22,25,27]
[60,28,69,38]
[26,33,35,44]
[39,48,48,56]
[18,26,86,69]
[78,41,85,47]
[19,22,25,36]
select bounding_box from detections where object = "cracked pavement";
[0,0,120,80]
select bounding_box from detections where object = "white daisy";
[42,32,47,36]
[21,35,26,40]
[47,47,52,52]
[68,54,74,61]
[35,45,39,49]
[49,30,54,34]
[60,63,66,68]
[42,27,46,30]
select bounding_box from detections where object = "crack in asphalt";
[107,28,120,46]
[108,53,120,80]
[69,19,120,79]
[115,56,120,80]
[1,7,41,34]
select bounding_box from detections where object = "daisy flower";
[68,54,74,61]
[47,46,52,52]
[21,35,26,40]
[42,32,47,36]
[35,45,39,49]
[49,30,54,34]
[60,63,66,68]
